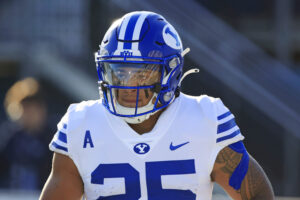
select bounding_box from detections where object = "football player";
[40,11,274,200]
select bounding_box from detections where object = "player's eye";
[116,71,127,79]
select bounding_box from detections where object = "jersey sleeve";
[214,98,244,149]
[49,104,76,156]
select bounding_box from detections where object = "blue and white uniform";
[49,94,244,200]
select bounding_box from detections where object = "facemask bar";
[95,52,184,118]
[101,84,168,117]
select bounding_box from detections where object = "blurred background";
[0,0,299,199]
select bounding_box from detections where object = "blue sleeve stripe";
[216,129,241,143]
[58,131,67,143]
[51,142,68,152]
[217,111,231,120]
[217,118,236,134]
[63,123,67,129]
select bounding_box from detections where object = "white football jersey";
[49,93,244,200]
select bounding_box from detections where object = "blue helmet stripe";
[131,12,149,51]
[123,14,139,49]
[116,14,131,52]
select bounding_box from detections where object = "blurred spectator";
[0,77,54,190]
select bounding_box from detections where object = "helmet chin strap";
[122,95,177,124]
[123,109,158,124]
[114,93,159,124]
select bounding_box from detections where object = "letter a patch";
[83,130,94,148]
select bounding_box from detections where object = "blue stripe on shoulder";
[217,111,231,120]
[63,123,67,129]
[216,129,241,143]
[217,118,236,134]
[51,142,68,152]
[228,141,249,190]
[58,131,67,143]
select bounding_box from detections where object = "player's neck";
[128,109,165,135]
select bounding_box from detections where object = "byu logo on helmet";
[120,50,133,56]
[134,143,150,154]
[162,24,182,49]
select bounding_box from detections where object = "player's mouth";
[121,98,141,103]
[118,97,147,108]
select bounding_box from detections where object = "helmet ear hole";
[155,41,164,46]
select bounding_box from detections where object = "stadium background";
[0,0,299,199]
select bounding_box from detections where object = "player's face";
[103,63,161,108]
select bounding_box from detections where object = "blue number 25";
[91,159,196,200]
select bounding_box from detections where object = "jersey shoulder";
[180,93,227,121]
[49,100,102,156]
[59,100,102,129]
[180,93,244,144]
